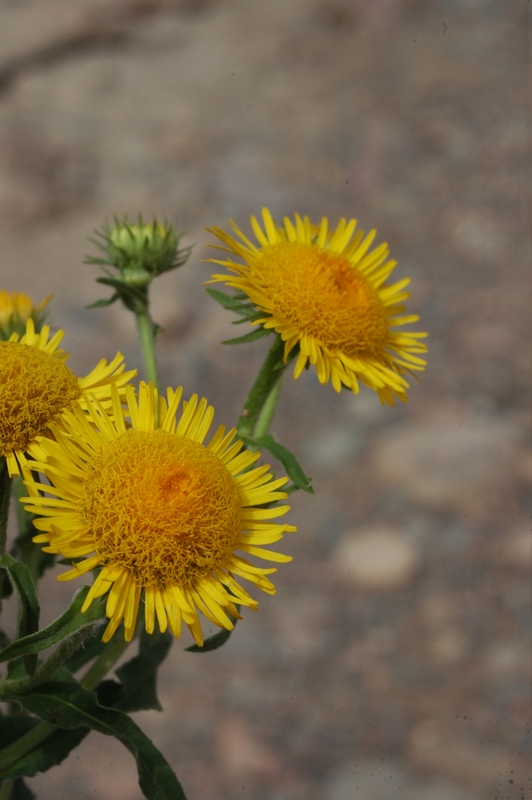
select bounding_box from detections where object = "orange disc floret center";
[255,241,389,357]
[0,341,80,455]
[82,429,243,588]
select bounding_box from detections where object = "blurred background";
[0,0,529,798]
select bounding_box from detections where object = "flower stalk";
[135,308,160,392]
[237,335,288,441]
[0,458,10,561]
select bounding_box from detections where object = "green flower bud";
[108,221,180,279]
[85,214,192,313]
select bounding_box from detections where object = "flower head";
[23,382,295,645]
[207,208,428,405]
[0,290,51,339]
[0,318,135,477]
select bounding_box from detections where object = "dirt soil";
[0,0,530,798]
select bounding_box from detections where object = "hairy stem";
[237,336,287,441]
[0,722,56,778]
[0,459,11,560]
[80,634,131,691]
[136,308,160,392]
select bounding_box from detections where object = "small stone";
[332,527,419,589]
[372,417,516,511]
[500,525,532,569]
[326,758,480,800]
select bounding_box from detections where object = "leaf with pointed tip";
[205,289,254,315]
[0,713,89,782]
[243,434,313,494]
[0,587,106,665]
[222,328,271,345]
[102,629,173,713]
[86,294,119,309]
[10,777,36,799]
[2,671,188,799]
[185,627,234,653]
[0,555,40,676]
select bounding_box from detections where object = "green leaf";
[107,629,173,712]
[186,604,240,653]
[2,671,188,799]
[1,574,13,600]
[85,294,119,309]
[204,288,254,315]
[63,622,109,674]
[11,777,36,799]
[222,328,271,345]
[0,715,38,749]
[0,587,106,665]
[232,311,264,324]
[185,627,234,653]
[245,434,314,494]
[0,555,40,677]
[0,714,89,782]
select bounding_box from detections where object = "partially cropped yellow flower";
[24,382,295,645]
[207,208,428,405]
[0,319,135,477]
[0,290,52,339]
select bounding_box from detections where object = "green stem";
[0,721,56,777]
[80,635,131,691]
[253,374,284,439]
[0,627,96,696]
[0,459,11,560]
[0,779,13,798]
[0,633,132,777]
[237,336,287,441]
[0,459,11,610]
[11,477,41,582]
[136,309,160,392]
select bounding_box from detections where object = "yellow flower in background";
[0,289,52,339]
[207,208,428,405]
[0,318,135,478]
[24,382,295,645]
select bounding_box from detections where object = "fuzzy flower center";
[83,429,243,588]
[0,341,80,455]
[256,241,389,357]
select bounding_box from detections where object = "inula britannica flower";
[208,208,428,405]
[0,289,51,339]
[24,382,295,645]
[0,318,135,478]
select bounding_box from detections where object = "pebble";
[499,524,532,569]
[325,758,481,800]
[372,417,516,510]
[331,527,419,589]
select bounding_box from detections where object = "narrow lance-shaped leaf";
[186,628,233,654]
[222,328,271,346]
[242,434,314,494]
[10,777,36,800]
[0,587,106,664]
[186,605,240,653]
[86,294,119,309]
[99,629,174,713]
[0,712,89,784]
[2,670,188,800]
[0,555,40,676]
[205,288,255,315]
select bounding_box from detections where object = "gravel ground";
[0,1,530,798]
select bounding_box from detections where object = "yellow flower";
[23,382,295,645]
[0,319,135,478]
[0,290,52,339]
[207,208,428,405]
